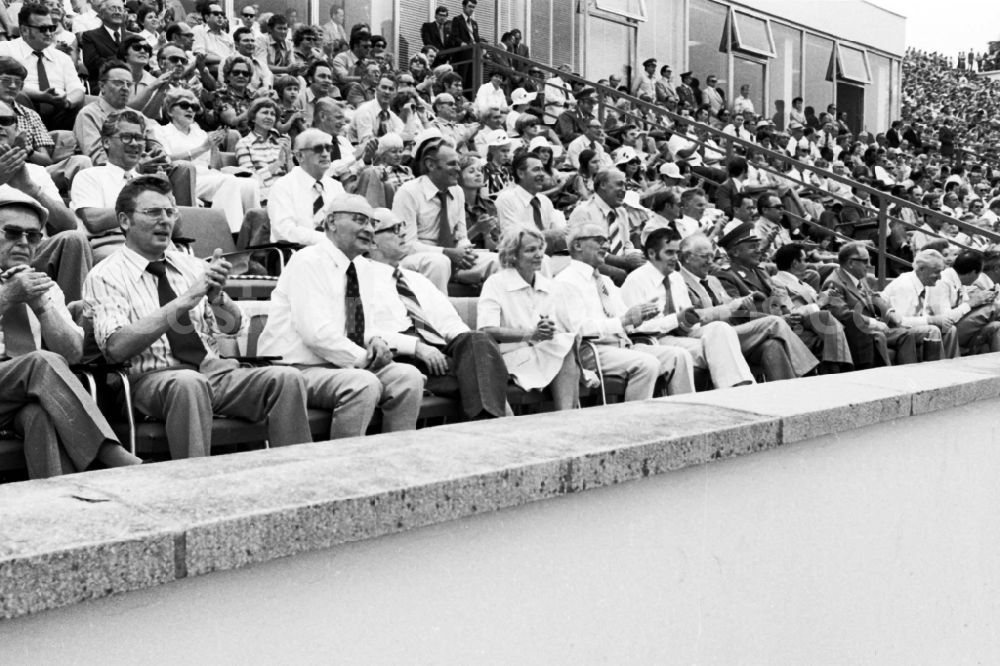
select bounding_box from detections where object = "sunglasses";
[306,144,334,154]
[375,222,405,236]
[242,12,256,18]
[167,55,189,65]
[208,10,225,16]
[172,100,201,112]
[0,115,16,127]
[27,23,58,34]
[230,69,250,77]
[2,226,43,244]
[130,43,152,53]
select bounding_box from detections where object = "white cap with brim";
[371,207,402,233]
[322,193,375,220]
[658,162,682,179]
[510,88,537,105]
[485,129,517,147]
[0,188,48,226]
[528,135,563,157]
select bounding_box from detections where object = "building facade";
[204,0,904,133]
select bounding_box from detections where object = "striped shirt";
[235,129,290,200]
[84,246,224,376]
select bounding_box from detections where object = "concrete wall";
[744,0,906,56]
[3,393,1000,663]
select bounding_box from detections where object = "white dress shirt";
[935,266,972,322]
[84,247,226,376]
[0,39,84,95]
[391,175,470,255]
[666,131,703,166]
[553,259,629,340]
[495,185,562,233]
[674,214,706,239]
[565,135,612,174]
[620,262,689,335]
[368,263,470,357]
[266,166,346,245]
[257,241,397,367]
[880,271,948,326]
[351,99,405,145]
[475,82,508,113]
[192,25,235,60]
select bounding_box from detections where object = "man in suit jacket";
[714,222,853,370]
[447,0,482,96]
[678,233,818,380]
[676,72,697,110]
[701,74,726,114]
[80,0,140,91]
[421,5,452,63]
[823,243,941,367]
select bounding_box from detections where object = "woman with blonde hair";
[478,226,581,410]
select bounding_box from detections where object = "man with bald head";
[266,128,346,245]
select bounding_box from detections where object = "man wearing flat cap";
[675,72,696,110]
[632,58,658,100]
[713,221,853,371]
[258,194,424,434]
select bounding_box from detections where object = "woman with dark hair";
[214,55,258,134]
[119,34,162,115]
[571,148,600,201]
[529,136,576,207]
[235,97,292,203]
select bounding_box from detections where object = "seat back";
[450,297,478,329]
[180,206,238,257]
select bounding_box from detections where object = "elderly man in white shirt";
[880,248,958,359]
[621,226,754,388]
[266,128,346,246]
[555,222,695,400]
[0,3,85,130]
[256,194,424,434]
[391,138,498,293]
[568,169,644,284]
[495,152,566,249]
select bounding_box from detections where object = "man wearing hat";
[555,222,695,399]
[473,106,506,158]
[784,121,809,157]
[0,189,141,477]
[258,194,424,434]
[392,138,499,293]
[85,176,314,459]
[555,86,596,143]
[678,233,819,380]
[366,207,509,419]
[632,58,658,100]
[505,87,537,135]
[675,72,696,110]
[714,222,853,371]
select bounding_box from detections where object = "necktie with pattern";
[595,269,614,318]
[436,190,455,248]
[394,268,447,348]
[33,51,49,92]
[313,179,324,216]
[2,303,36,357]
[145,260,208,366]
[344,261,365,347]
[376,109,390,137]
[530,196,544,230]
[607,209,623,255]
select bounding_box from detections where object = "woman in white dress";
[478,226,581,410]
[156,89,260,232]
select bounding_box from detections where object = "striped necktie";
[313,180,324,216]
[594,269,614,317]
[608,209,623,255]
[394,268,447,348]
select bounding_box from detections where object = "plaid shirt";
[14,101,54,152]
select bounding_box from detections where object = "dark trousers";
[414,331,509,419]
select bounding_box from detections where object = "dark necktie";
[701,278,720,306]
[376,109,390,137]
[3,303,37,357]
[329,137,341,161]
[530,195,544,230]
[916,288,926,316]
[344,261,365,347]
[145,260,208,366]
[662,277,675,314]
[113,30,121,46]
[436,190,455,248]
[33,51,49,92]
[394,268,447,348]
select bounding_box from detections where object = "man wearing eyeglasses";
[192,2,235,69]
[83,175,313,458]
[73,61,196,210]
[0,188,142,477]
[266,128,346,246]
[257,195,424,434]
[0,4,84,131]
[81,0,140,93]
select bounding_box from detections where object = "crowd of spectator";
[3,0,1000,482]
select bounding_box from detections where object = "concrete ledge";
[3,354,1000,620]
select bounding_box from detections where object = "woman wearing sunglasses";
[214,55,259,134]
[157,89,260,232]
[118,35,164,116]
